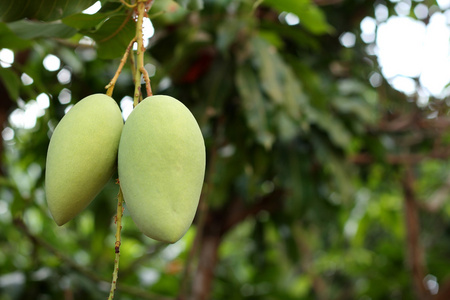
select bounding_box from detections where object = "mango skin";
[45,94,123,226]
[118,95,206,243]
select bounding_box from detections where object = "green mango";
[118,95,205,243]
[45,94,123,225]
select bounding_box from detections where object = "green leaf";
[0,67,21,100]
[0,0,98,22]
[236,65,275,149]
[263,0,331,34]
[174,0,203,10]
[251,37,284,105]
[62,11,119,31]
[150,0,188,25]
[83,14,135,59]
[0,23,31,50]
[307,108,352,149]
[7,20,77,39]
[250,36,309,140]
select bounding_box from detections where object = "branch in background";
[178,140,218,300]
[189,188,286,300]
[401,167,433,300]
[119,243,167,278]
[292,223,328,300]
[222,189,285,233]
[13,218,173,300]
[351,147,450,165]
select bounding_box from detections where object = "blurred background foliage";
[1,0,450,299]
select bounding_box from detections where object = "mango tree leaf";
[0,0,98,22]
[0,67,20,100]
[62,11,120,31]
[0,23,31,50]
[250,36,310,141]
[83,14,135,59]
[150,0,188,26]
[308,108,352,149]
[7,20,77,39]
[174,0,203,11]
[263,0,331,34]
[251,37,284,105]
[236,65,275,149]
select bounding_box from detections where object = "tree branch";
[401,167,432,300]
[351,147,450,165]
[13,218,173,300]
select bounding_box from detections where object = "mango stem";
[108,186,124,300]
[105,38,136,97]
[133,0,153,107]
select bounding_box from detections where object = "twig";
[133,0,154,107]
[108,187,125,300]
[140,66,153,97]
[121,0,137,9]
[402,166,433,300]
[13,218,170,299]
[105,38,136,97]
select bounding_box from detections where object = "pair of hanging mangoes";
[45,94,206,243]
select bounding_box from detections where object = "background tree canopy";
[1,0,450,299]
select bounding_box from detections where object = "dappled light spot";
[0,48,14,68]
[1,127,14,141]
[285,12,300,26]
[360,17,376,44]
[138,267,160,287]
[143,18,155,48]
[79,36,95,46]
[144,63,156,77]
[57,67,72,84]
[82,1,102,15]
[36,93,50,110]
[339,32,356,48]
[375,4,389,22]
[424,274,439,295]
[278,12,300,26]
[369,72,382,87]
[43,54,61,72]
[20,73,33,86]
[64,104,74,114]
[390,76,417,96]
[438,0,450,10]
[414,4,429,19]
[394,1,411,16]
[376,16,425,79]
[58,88,71,105]
[120,96,134,121]
[9,100,45,129]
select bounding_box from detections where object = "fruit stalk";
[132,0,153,107]
[108,187,124,300]
[105,38,136,97]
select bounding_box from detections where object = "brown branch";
[292,223,328,300]
[401,167,432,300]
[178,141,219,300]
[13,218,173,300]
[189,188,286,300]
[351,147,450,165]
[222,189,285,234]
[376,115,450,133]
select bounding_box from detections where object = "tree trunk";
[190,231,222,300]
[402,166,432,300]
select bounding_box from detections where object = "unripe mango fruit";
[45,94,123,226]
[118,95,206,243]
